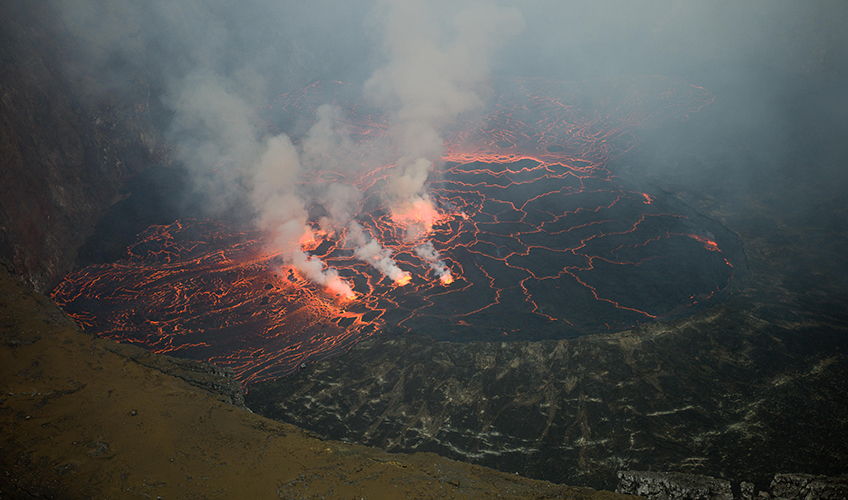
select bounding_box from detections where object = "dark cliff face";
[0,1,162,292]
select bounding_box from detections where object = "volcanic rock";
[97,337,246,409]
[616,471,733,500]
[615,472,848,500]
[768,474,848,500]
[245,291,848,490]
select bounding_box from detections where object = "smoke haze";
[45,0,848,291]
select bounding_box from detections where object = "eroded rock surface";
[768,474,848,500]
[615,471,848,500]
[616,471,733,500]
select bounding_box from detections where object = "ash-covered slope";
[0,265,636,499]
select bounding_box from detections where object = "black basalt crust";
[247,294,848,490]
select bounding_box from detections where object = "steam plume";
[347,222,411,286]
[251,130,355,299]
[57,0,524,295]
[366,0,523,277]
[414,241,453,284]
[165,73,356,298]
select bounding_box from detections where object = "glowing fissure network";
[52,76,745,386]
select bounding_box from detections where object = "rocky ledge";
[97,337,246,409]
[245,292,848,490]
[616,471,848,500]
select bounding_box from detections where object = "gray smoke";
[363,0,522,283]
[171,0,523,292]
[45,0,848,293]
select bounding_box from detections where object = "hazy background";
[47,0,848,213]
[40,0,847,291]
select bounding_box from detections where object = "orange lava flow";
[52,76,744,386]
[686,234,720,251]
[51,220,375,385]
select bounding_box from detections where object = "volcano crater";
[51,76,748,384]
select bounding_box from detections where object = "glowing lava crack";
[52,76,747,386]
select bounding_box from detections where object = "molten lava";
[394,273,412,286]
[390,197,445,234]
[52,76,745,386]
